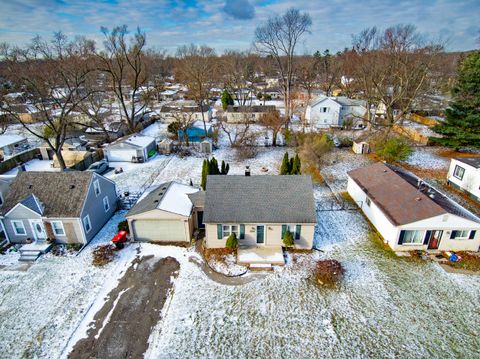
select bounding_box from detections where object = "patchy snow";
[158,182,199,216]
[123,134,156,148]
[4,159,59,175]
[208,253,247,276]
[403,147,449,170]
[0,249,21,266]
[3,123,44,147]
[0,134,26,147]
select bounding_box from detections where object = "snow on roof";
[0,134,26,148]
[160,90,178,95]
[124,134,155,148]
[157,182,199,216]
[192,120,212,131]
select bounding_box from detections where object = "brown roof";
[0,171,94,218]
[347,162,447,225]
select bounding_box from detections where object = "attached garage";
[125,181,200,243]
[131,219,187,242]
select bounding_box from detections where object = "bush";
[313,260,344,288]
[283,230,294,247]
[118,220,129,234]
[226,233,238,249]
[92,244,116,267]
[375,136,412,162]
[167,121,181,138]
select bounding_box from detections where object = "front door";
[256,225,265,244]
[30,220,46,241]
[428,230,443,250]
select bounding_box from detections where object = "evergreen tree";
[225,163,230,175]
[292,153,301,174]
[201,159,208,190]
[221,90,234,111]
[189,178,193,186]
[433,51,480,148]
[221,160,227,175]
[283,230,294,247]
[289,157,294,173]
[280,152,290,175]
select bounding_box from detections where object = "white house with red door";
[347,162,480,252]
[447,157,480,202]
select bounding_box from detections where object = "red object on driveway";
[112,231,128,244]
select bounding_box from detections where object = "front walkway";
[237,246,285,266]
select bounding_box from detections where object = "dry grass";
[397,162,447,180]
[437,149,480,159]
[92,244,116,267]
[312,260,344,288]
[339,191,356,205]
[303,164,324,183]
[204,248,235,261]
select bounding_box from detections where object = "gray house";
[0,171,117,246]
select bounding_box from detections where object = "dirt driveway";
[69,255,179,359]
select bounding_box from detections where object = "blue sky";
[0,0,478,54]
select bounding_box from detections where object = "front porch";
[237,246,285,269]
[18,241,53,262]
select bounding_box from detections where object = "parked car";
[86,160,108,174]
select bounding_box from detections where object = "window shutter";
[217,224,222,239]
[240,224,245,239]
[469,230,476,240]
[398,230,405,245]
[424,230,432,245]
[295,225,301,240]
[450,231,456,239]
[282,224,287,239]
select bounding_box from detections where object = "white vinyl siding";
[51,221,65,236]
[12,220,26,236]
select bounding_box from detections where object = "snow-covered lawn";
[403,147,450,170]
[3,159,58,175]
[1,140,479,358]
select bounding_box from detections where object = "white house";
[103,134,156,163]
[158,102,212,124]
[0,135,29,159]
[305,96,366,129]
[447,157,480,202]
[348,162,480,252]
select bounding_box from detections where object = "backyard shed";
[104,134,156,162]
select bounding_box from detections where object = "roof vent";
[415,197,421,201]
[154,200,159,203]
[245,166,251,177]
[383,170,387,173]
[28,184,33,189]
[70,185,75,189]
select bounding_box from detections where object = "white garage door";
[107,149,137,162]
[132,220,187,242]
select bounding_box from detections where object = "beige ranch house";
[203,175,317,256]
[348,162,480,252]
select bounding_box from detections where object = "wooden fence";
[0,148,41,174]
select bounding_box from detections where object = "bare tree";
[171,110,196,147]
[175,44,216,134]
[218,111,254,147]
[350,25,443,127]
[259,109,285,146]
[0,33,95,170]
[254,8,312,123]
[221,51,258,106]
[96,26,152,134]
[315,50,342,96]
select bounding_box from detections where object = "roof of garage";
[126,181,199,217]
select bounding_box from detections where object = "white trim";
[103,196,110,213]
[51,220,66,237]
[94,172,116,186]
[29,219,46,240]
[11,220,26,236]
[83,214,92,233]
[77,218,87,244]
[93,179,101,197]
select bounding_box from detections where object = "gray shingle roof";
[187,191,205,207]
[454,157,480,169]
[126,182,173,217]
[1,171,94,217]
[203,175,317,223]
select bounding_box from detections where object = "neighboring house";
[347,162,480,252]
[158,103,212,123]
[203,175,317,250]
[84,121,127,142]
[264,88,282,100]
[103,134,156,162]
[0,171,117,245]
[447,157,480,202]
[159,89,179,101]
[126,181,203,243]
[0,135,29,159]
[305,96,366,129]
[178,121,213,143]
[225,105,277,123]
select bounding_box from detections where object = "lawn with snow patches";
[403,147,449,170]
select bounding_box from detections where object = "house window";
[453,165,465,180]
[222,225,239,238]
[51,221,65,236]
[450,230,474,240]
[83,215,92,233]
[282,224,301,240]
[365,197,371,207]
[93,180,101,196]
[321,107,328,113]
[401,230,425,244]
[103,196,110,213]
[12,220,26,236]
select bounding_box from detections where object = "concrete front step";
[18,242,53,262]
[19,253,41,262]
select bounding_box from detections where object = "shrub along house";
[203,174,317,267]
[447,157,480,202]
[347,162,480,252]
[0,171,117,261]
